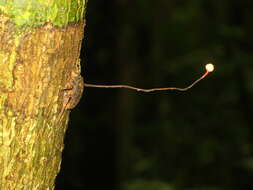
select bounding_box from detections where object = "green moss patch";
[0,0,87,27]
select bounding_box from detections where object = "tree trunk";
[0,0,87,189]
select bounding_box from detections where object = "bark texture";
[0,0,86,189]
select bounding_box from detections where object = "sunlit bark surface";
[0,11,85,190]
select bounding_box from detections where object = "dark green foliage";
[56,0,253,189]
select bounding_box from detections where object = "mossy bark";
[0,1,87,189]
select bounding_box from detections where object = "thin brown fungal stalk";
[84,63,215,93]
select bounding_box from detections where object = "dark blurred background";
[56,1,253,190]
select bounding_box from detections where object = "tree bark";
[0,0,87,189]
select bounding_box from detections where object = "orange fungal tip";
[205,63,214,72]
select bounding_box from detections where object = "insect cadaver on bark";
[61,58,84,111]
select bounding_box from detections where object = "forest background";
[56,1,253,190]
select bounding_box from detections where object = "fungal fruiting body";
[205,63,214,73]
[84,64,215,92]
